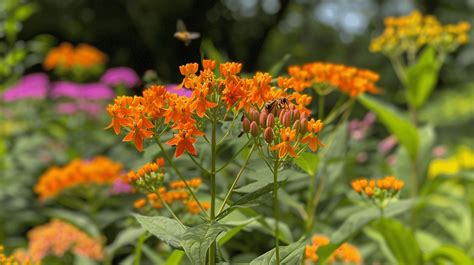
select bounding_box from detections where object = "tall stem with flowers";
[105,60,324,264]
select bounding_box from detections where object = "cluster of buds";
[351,176,404,209]
[127,158,165,193]
[133,177,210,215]
[304,235,362,264]
[242,103,323,159]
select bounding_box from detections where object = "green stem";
[209,119,217,265]
[156,191,185,229]
[217,144,256,214]
[273,158,281,265]
[389,55,407,84]
[216,139,252,172]
[134,232,147,265]
[187,153,211,175]
[155,138,209,218]
[318,95,325,120]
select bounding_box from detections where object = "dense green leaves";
[181,222,227,265]
[358,94,419,160]
[134,214,186,248]
[317,199,416,263]
[249,237,307,265]
[426,245,473,265]
[373,218,423,265]
[405,47,439,109]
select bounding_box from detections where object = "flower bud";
[266,113,275,128]
[292,109,300,121]
[292,120,301,134]
[250,121,259,137]
[242,118,251,133]
[279,109,286,123]
[300,118,308,134]
[264,127,274,144]
[283,111,292,127]
[259,112,268,128]
[250,109,260,124]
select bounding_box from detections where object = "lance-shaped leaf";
[358,95,419,160]
[373,218,423,265]
[426,245,473,264]
[134,214,186,248]
[181,222,227,265]
[317,199,416,263]
[249,237,307,265]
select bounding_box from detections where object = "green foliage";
[180,222,227,265]
[358,94,419,160]
[426,245,473,265]
[405,47,439,109]
[373,218,423,265]
[249,237,307,265]
[294,152,319,176]
[134,214,186,249]
[164,250,186,265]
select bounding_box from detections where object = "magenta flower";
[51,82,115,100]
[110,179,133,194]
[56,103,78,114]
[348,112,376,140]
[2,73,49,101]
[432,145,447,158]
[166,84,192,98]
[100,67,140,87]
[378,135,398,154]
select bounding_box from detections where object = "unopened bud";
[243,118,251,133]
[259,112,268,128]
[292,120,301,134]
[283,111,292,127]
[250,109,259,124]
[292,110,300,121]
[279,109,286,123]
[266,113,275,128]
[250,121,259,137]
[264,127,274,144]
[300,118,308,134]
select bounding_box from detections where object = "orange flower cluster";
[351,175,404,197]
[18,219,103,263]
[0,245,38,265]
[305,235,362,264]
[242,105,324,159]
[133,176,210,215]
[34,156,123,201]
[287,62,380,97]
[43,42,107,70]
[370,10,471,54]
[106,60,314,155]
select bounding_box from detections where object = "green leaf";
[249,237,307,265]
[13,3,37,21]
[181,222,227,265]
[106,227,144,257]
[358,94,419,160]
[142,245,165,264]
[269,54,291,77]
[235,168,306,193]
[293,152,319,176]
[317,199,416,263]
[164,250,186,265]
[426,245,473,265]
[405,46,438,109]
[373,218,423,265]
[218,218,255,246]
[134,214,186,248]
[217,182,277,220]
[201,39,225,63]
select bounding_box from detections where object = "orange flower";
[166,124,201,158]
[179,63,199,76]
[34,157,123,201]
[219,62,242,77]
[302,133,323,152]
[43,42,106,70]
[202,59,216,70]
[305,235,362,265]
[122,117,154,152]
[271,127,298,158]
[191,84,218,117]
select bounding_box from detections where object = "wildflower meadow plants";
[2,8,473,265]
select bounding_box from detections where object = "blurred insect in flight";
[264,97,289,113]
[174,20,200,46]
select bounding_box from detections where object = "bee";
[174,19,200,46]
[264,97,289,113]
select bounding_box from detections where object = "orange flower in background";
[20,220,104,263]
[34,157,123,201]
[43,42,106,70]
[305,235,362,264]
[288,62,380,97]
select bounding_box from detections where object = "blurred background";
[19,0,474,85]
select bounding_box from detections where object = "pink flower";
[378,135,398,154]
[166,84,192,98]
[100,67,140,87]
[356,152,368,164]
[51,82,115,100]
[432,145,447,158]
[387,154,397,166]
[2,73,49,101]
[110,179,133,194]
